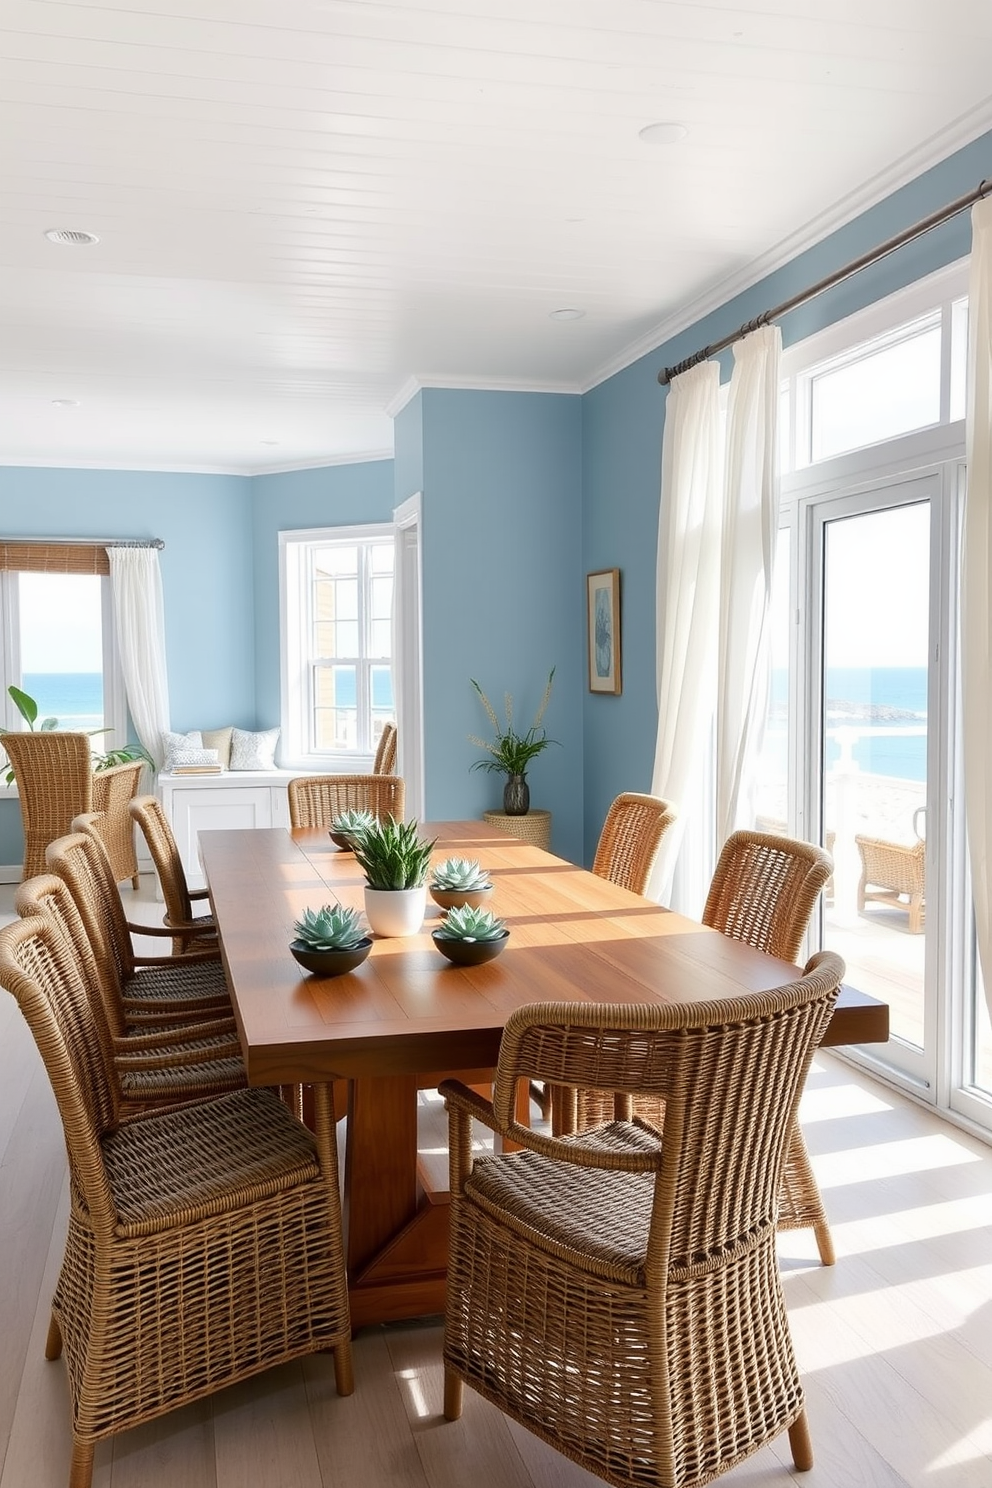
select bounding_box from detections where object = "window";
[760,258,992,1140]
[0,542,127,772]
[280,525,395,767]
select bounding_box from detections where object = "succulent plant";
[433,904,507,942]
[331,807,376,838]
[351,815,437,890]
[292,903,369,951]
[430,856,492,892]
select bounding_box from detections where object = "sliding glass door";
[811,482,937,1093]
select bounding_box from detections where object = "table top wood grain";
[200,821,889,1088]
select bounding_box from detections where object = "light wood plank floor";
[2,878,991,1488]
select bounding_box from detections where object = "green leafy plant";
[291,903,369,951]
[430,856,492,892]
[434,904,507,942]
[351,815,437,890]
[331,807,375,837]
[469,667,558,778]
[1,683,152,785]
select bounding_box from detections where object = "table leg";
[344,1074,450,1328]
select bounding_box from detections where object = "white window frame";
[279,523,395,771]
[773,255,992,1141]
[0,568,128,797]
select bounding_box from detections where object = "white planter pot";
[364,885,427,938]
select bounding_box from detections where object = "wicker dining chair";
[441,951,844,1488]
[704,829,837,1265]
[47,828,233,1029]
[2,730,144,885]
[0,913,353,1488]
[15,873,245,1112]
[373,720,398,774]
[592,792,678,895]
[287,772,405,829]
[126,794,218,953]
[563,828,838,1266]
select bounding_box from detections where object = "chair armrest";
[439,1078,663,1174]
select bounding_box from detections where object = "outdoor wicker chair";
[591,791,678,896]
[0,913,353,1488]
[15,873,244,1112]
[562,828,838,1266]
[126,794,218,953]
[855,832,926,933]
[2,730,144,885]
[441,951,844,1488]
[287,772,405,829]
[47,828,233,1029]
[373,720,398,774]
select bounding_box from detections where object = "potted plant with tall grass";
[469,667,557,815]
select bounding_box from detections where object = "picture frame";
[586,569,621,694]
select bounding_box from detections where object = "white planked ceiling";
[1,0,991,474]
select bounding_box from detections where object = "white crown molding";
[0,450,395,479]
[385,377,423,419]
[386,371,581,419]
[581,101,992,395]
[247,448,394,476]
[0,455,252,476]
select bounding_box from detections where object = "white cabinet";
[159,771,294,890]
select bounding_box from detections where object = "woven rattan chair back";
[442,951,844,1488]
[287,772,405,829]
[2,730,94,880]
[46,826,140,990]
[373,721,398,774]
[0,914,354,1488]
[0,914,120,1157]
[91,758,145,887]
[128,794,197,924]
[14,870,127,1046]
[591,791,677,896]
[703,828,834,961]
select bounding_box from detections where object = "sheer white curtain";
[107,545,171,768]
[648,360,723,905]
[715,325,782,842]
[963,197,992,1019]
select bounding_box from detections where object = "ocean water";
[20,672,104,731]
[769,665,927,782]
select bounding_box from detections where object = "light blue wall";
[0,465,254,865]
[580,127,992,863]
[2,128,988,874]
[249,460,396,728]
[413,389,584,864]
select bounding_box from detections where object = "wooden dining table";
[199,819,889,1329]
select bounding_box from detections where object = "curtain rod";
[658,175,992,386]
[2,536,165,549]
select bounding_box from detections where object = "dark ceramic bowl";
[431,928,509,966]
[290,938,372,976]
[328,830,356,850]
[429,883,494,912]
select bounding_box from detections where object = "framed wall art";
[586,568,621,694]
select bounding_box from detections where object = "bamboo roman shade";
[0,542,110,575]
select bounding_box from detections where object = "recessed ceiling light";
[44,228,100,245]
[549,308,585,321]
[638,122,688,145]
[51,398,79,408]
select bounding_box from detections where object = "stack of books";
[169,749,222,776]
